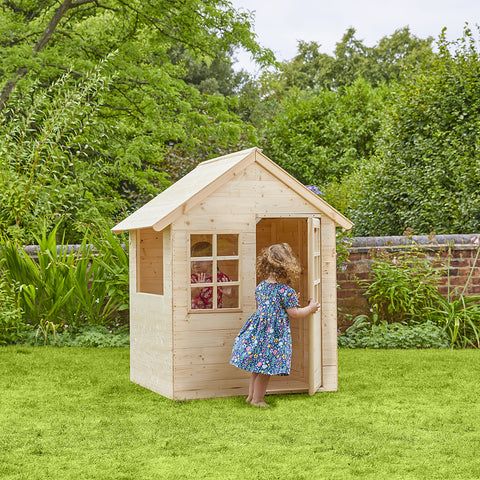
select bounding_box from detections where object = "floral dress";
[230,281,298,376]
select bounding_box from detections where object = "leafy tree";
[262,77,388,188]
[348,26,480,236]
[0,0,274,240]
[279,27,434,90]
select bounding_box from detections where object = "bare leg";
[251,373,271,407]
[246,372,258,403]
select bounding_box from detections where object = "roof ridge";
[197,147,259,166]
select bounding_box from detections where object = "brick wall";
[337,234,480,329]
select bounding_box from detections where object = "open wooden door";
[308,217,322,395]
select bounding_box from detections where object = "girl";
[230,243,321,407]
[190,241,232,309]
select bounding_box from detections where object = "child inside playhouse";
[190,241,233,309]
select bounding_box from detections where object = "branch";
[70,0,97,6]
[33,0,75,53]
[114,0,211,56]
[0,0,85,111]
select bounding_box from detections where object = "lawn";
[1,347,480,479]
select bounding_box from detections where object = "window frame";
[188,232,241,313]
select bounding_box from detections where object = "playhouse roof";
[112,147,353,233]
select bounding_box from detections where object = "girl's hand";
[286,299,320,319]
[308,298,321,313]
[193,272,206,283]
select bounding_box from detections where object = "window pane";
[218,260,238,282]
[191,285,214,310]
[219,285,239,309]
[191,235,213,257]
[191,261,213,282]
[217,234,238,256]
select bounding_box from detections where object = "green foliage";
[0,63,121,243]
[0,1,273,238]
[0,278,24,345]
[0,223,129,334]
[363,245,444,325]
[428,242,480,348]
[21,324,129,347]
[349,26,480,236]
[263,77,388,187]
[432,292,480,348]
[338,315,450,349]
[356,240,480,348]
[279,27,434,90]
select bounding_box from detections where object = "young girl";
[230,243,321,407]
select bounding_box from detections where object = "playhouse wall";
[170,162,325,400]
[130,228,174,398]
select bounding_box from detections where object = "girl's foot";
[251,400,270,408]
[246,396,252,403]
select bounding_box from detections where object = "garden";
[1,228,480,479]
[2,3,480,478]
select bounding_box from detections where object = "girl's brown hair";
[256,243,300,284]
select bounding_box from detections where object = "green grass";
[2,348,480,479]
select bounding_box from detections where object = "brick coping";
[349,234,480,253]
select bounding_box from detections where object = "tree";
[0,0,274,240]
[348,26,480,236]
[262,77,388,188]
[278,27,434,90]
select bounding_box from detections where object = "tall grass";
[0,224,128,338]
[0,61,109,243]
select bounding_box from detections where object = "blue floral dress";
[230,281,298,376]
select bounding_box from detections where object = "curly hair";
[256,243,300,284]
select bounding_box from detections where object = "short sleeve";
[278,285,298,310]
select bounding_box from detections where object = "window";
[137,228,164,295]
[189,234,240,311]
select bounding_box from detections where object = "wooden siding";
[130,228,174,398]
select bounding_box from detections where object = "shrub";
[338,315,450,349]
[356,238,480,348]
[362,244,444,325]
[0,278,24,345]
[0,223,129,338]
[20,324,129,348]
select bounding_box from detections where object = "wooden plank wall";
[130,228,174,398]
[171,163,322,400]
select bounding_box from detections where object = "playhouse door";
[308,217,322,395]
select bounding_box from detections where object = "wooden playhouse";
[112,147,353,401]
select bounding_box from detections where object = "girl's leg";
[252,373,271,407]
[246,372,258,403]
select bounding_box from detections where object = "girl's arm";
[287,299,321,319]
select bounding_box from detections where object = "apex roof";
[112,147,353,233]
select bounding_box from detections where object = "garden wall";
[337,234,480,329]
[21,235,480,331]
